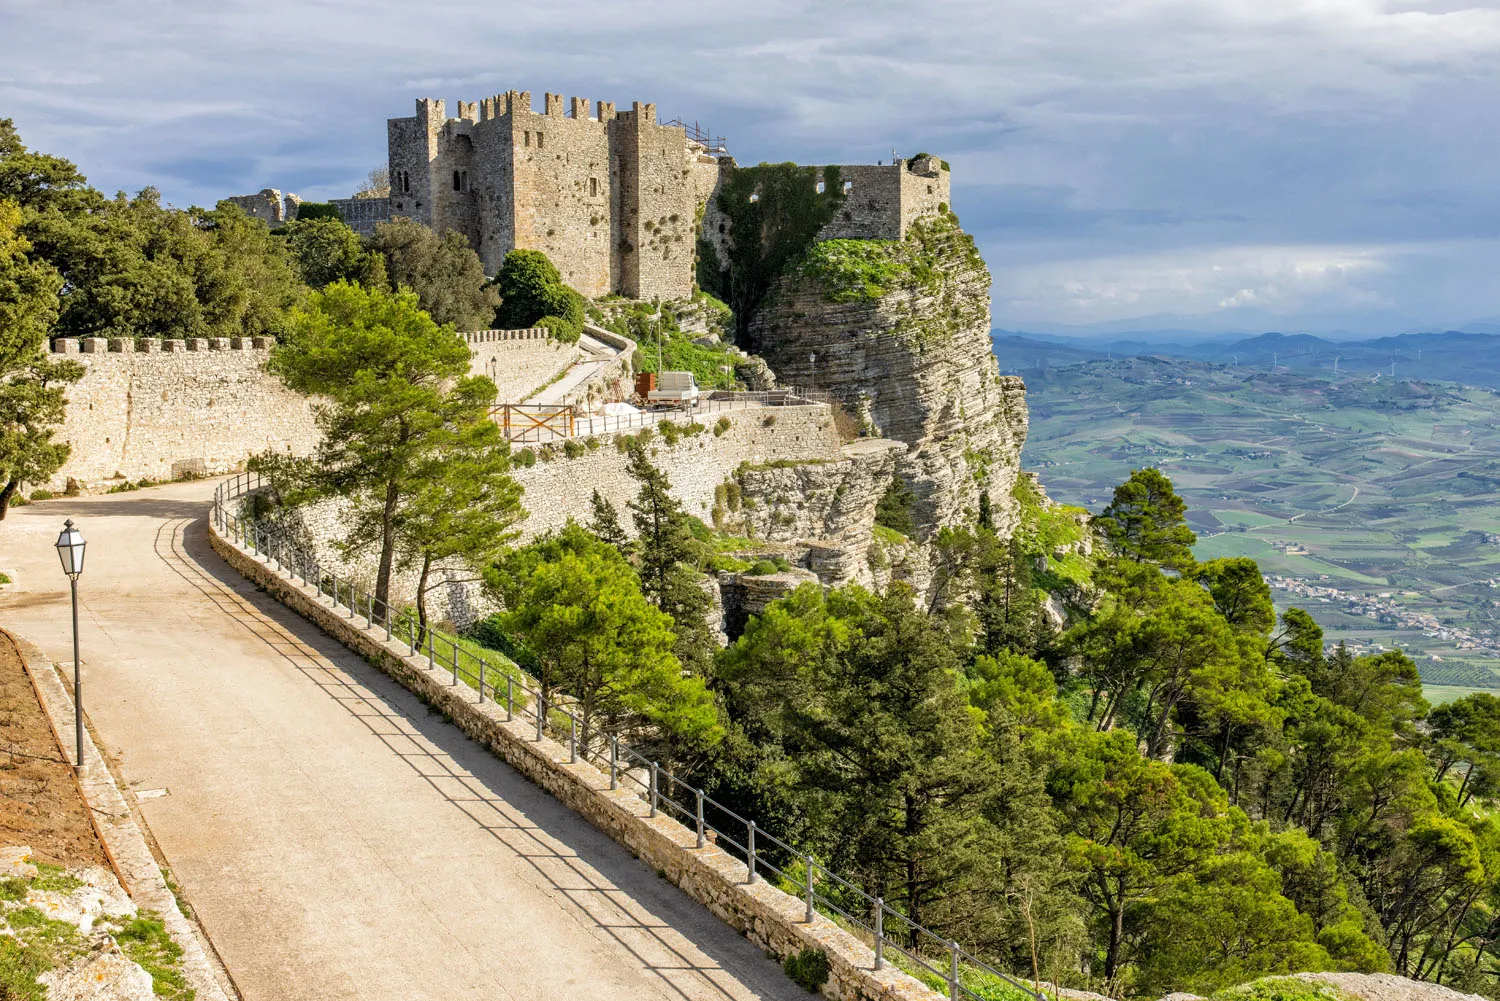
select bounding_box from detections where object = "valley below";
[1016,351,1500,699]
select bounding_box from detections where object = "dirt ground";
[0,628,107,867]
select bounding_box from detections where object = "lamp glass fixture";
[55,519,86,578]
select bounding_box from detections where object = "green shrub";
[748,559,780,576]
[783,947,830,993]
[585,436,601,450]
[28,490,53,501]
[1212,977,1354,1001]
[291,201,342,221]
[114,912,193,999]
[714,416,731,437]
[875,473,916,536]
[6,495,25,507]
[107,480,140,493]
[563,439,585,459]
[515,448,537,468]
[659,420,682,445]
[762,415,776,428]
[493,249,584,343]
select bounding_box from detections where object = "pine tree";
[624,441,715,673]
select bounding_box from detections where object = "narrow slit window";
[536,132,544,149]
[453,170,461,191]
[524,131,531,147]
[590,177,598,197]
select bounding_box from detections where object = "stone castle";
[235,90,952,301]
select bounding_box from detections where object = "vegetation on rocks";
[698,161,847,339]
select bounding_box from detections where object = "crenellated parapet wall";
[463,328,582,402]
[46,337,320,492]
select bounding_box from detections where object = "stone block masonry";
[48,338,321,491]
[208,515,948,1001]
[46,330,588,492]
[464,328,581,402]
[512,404,841,539]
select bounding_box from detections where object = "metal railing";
[211,471,1040,1001]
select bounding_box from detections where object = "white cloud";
[2,0,1497,330]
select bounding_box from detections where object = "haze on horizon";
[2,0,1496,338]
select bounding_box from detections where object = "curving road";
[0,481,800,1001]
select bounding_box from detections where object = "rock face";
[721,439,906,543]
[746,211,1029,539]
[719,568,821,638]
[1295,973,1489,1001]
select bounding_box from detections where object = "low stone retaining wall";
[208,517,941,1001]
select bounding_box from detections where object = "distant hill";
[993,329,1500,388]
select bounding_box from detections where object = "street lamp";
[54,519,85,773]
[809,352,817,388]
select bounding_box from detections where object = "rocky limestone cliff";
[719,439,906,536]
[746,211,1028,540]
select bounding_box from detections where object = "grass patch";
[114,912,196,999]
[1211,977,1354,1001]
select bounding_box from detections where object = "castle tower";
[387,91,716,299]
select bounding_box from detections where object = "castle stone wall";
[463,329,581,402]
[511,406,839,540]
[47,338,320,490]
[388,91,712,298]
[510,94,613,296]
[615,103,697,300]
[329,196,391,236]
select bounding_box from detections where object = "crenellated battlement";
[462,328,553,344]
[52,337,275,355]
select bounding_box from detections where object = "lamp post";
[54,519,86,773]
[809,352,817,389]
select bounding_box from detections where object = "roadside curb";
[6,628,234,1001]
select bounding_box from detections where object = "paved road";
[0,482,800,1001]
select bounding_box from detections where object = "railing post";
[569,717,577,763]
[747,821,758,884]
[506,676,513,722]
[609,735,618,790]
[477,659,485,703]
[949,941,960,1000]
[805,857,816,922]
[408,617,415,656]
[695,789,705,849]
[536,694,544,741]
[450,637,458,685]
[649,762,658,817]
[426,629,434,670]
[874,897,885,970]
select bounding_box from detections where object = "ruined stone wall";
[224,189,288,226]
[329,196,391,237]
[816,158,950,241]
[511,406,840,540]
[47,338,320,490]
[463,329,581,402]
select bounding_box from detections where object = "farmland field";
[1016,355,1500,695]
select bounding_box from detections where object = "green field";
[1019,356,1500,695]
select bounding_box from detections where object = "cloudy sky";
[3,0,1497,337]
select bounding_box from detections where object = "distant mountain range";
[992,329,1500,387]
